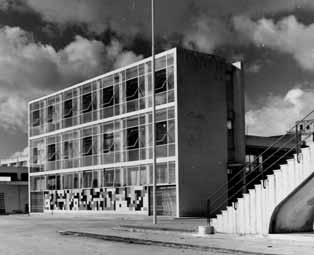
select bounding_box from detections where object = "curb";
[59,230,280,255]
[118,224,195,233]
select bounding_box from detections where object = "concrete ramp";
[269,171,314,233]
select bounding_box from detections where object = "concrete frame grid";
[28,48,179,216]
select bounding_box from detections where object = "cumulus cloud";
[246,88,314,136]
[10,146,28,158]
[233,15,314,71]
[107,40,143,69]
[0,25,141,132]
[183,16,236,53]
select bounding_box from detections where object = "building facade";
[29,48,245,217]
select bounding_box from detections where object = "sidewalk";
[56,215,314,255]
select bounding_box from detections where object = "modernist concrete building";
[0,156,28,214]
[28,48,245,217]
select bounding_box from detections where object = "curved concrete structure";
[269,171,314,233]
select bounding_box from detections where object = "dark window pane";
[83,171,92,188]
[63,141,73,159]
[103,133,114,153]
[104,169,114,186]
[47,175,56,190]
[56,175,61,190]
[32,110,40,127]
[92,171,99,188]
[32,148,38,164]
[82,136,93,156]
[73,173,80,189]
[126,78,138,101]
[63,174,73,189]
[156,121,167,145]
[103,86,113,107]
[21,173,28,181]
[82,93,92,113]
[47,144,56,161]
[155,69,167,94]
[63,99,72,118]
[47,105,54,123]
[127,127,139,149]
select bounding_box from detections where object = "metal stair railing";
[206,108,314,218]
[209,130,299,214]
[209,131,312,219]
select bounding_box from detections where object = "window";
[32,148,38,164]
[73,173,80,189]
[127,127,139,149]
[156,163,167,184]
[103,133,114,153]
[32,110,40,127]
[63,141,73,159]
[103,86,113,107]
[155,69,167,94]
[92,170,99,188]
[103,169,114,186]
[82,136,93,156]
[63,99,72,118]
[127,167,139,186]
[126,78,138,101]
[63,174,73,189]
[47,105,54,123]
[83,171,92,188]
[47,144,56,161]
[47,175,56,190]
[156,121,167,145]
[82,93,92,113]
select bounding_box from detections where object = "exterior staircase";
[210,140,314,235]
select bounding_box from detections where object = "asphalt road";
[0,214,223,255]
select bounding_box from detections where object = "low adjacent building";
[0,156,28,214]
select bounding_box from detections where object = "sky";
[1,0,314,158]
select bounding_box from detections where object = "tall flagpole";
[151,0,157,224]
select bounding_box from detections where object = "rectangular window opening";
[126,78,138,101]
[156,121,167,145]
[63,99,73,118]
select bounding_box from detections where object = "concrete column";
[217,214,222,233]
[267,175,275,223]
[265,176,273,233]
[302,147,310,178]
[255,184,262,234]
[234,202,240,234]
[222,210,227,233]
[232,203,237,233]
[289,158,296,191]
[308,143,314,172]
[293,154,300,187]
[211,218,217,231]
[279,164,287,198]
[249,189,256,234]
[237,198,244,234]
[226,206,232,233]
[273,170,281,205]
[260,181,266,234]
[243,194,250,234]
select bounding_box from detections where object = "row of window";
[30,54,175,136]
[30,108,176,172]
[30,162,176,191]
